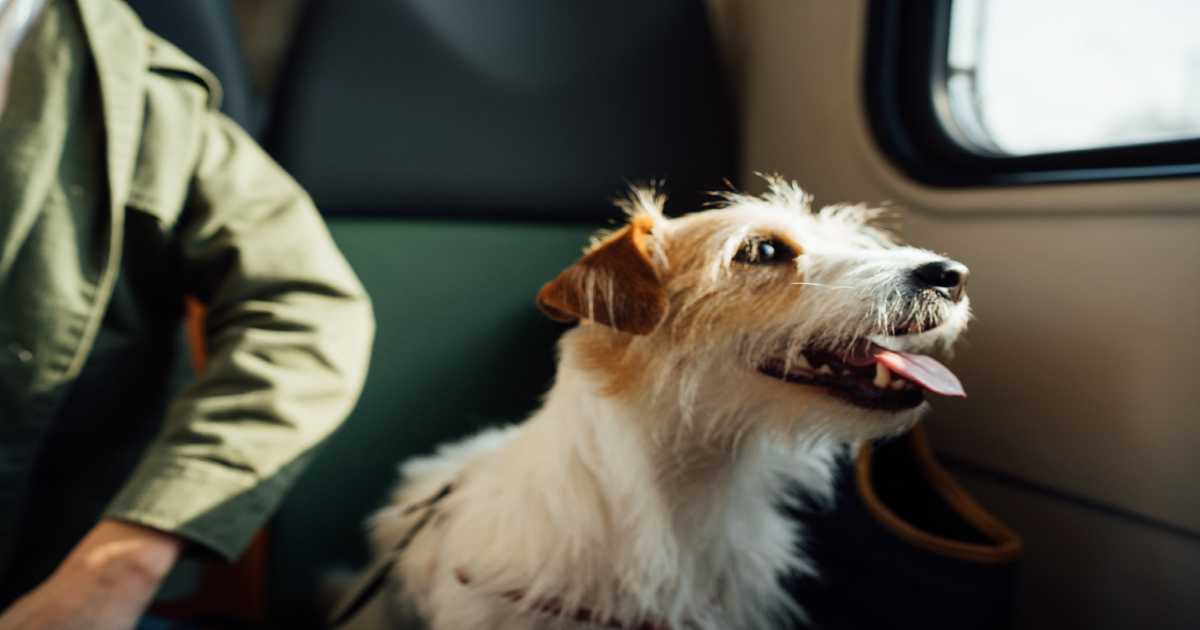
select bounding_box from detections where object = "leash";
[327,483,454,628]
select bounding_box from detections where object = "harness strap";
[330,482,690,629]
[453,569,674,630]
[327,483,454,627]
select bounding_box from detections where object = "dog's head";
[538,177,971,443]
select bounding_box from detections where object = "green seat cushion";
[266,218,596,625]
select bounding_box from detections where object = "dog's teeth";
[873,363,892,388]
[817,364,833,375]
[890,378,907,390]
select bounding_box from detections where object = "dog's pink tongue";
[873,350,966,398]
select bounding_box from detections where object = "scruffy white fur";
[364,177,971,629]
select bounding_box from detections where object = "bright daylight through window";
[945,0,1200,156]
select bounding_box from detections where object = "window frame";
[864,0,1200,187]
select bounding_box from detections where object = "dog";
[359,177,971,629]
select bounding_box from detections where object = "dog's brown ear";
[537,216,667,335]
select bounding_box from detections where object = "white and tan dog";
[364,178,971,629]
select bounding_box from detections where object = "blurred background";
[130,1,1200,628]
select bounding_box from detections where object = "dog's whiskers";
[791,282,856,290]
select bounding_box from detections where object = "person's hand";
[0,519,182,630]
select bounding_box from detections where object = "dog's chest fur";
[369,330,840,630]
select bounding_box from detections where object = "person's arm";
[98,110,375,564]
[2,108,373,628]
[0,521,181,629]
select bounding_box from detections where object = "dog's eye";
[734,238,796,265]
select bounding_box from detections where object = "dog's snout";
[912,260,969,302]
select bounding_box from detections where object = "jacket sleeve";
[104,110,375,560]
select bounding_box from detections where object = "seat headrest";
[266,0,735,219]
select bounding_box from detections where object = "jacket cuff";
[104,453,293,561]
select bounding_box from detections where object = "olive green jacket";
[0,0,374,583]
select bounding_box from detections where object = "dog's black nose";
[912,260,969,302]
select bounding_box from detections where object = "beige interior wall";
[714,0,1200,627]
[959,472,1200,629]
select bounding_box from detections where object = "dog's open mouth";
[758,344,965,411]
